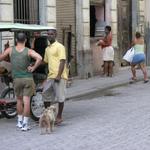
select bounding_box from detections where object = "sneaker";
[21,123,31,131]
[16,121,22,128]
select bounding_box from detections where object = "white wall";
[0,0,14,51]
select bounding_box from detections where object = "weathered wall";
[76,0,93,78]
[144,0,150,65]
[0,0,14,51]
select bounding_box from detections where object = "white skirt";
[102,46,114,61]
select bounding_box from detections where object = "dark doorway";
[90,5,96,37]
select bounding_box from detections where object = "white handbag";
[123,47,135,63]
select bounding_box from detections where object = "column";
[110,0,119,71]
[76,0,93,78]
[0,0,13,50]
[144,0,150,65]
[110,0,117,47]
[131,0,138,37]
[46,0,56,28]
[105,0,111,25]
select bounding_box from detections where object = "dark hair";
[34,37,48,58]
[16,32,26,43]
[47,29,57,34]
[105,26,111,32]
[135,32,141,38]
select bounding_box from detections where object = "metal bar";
[14,0,16,22]
[23,0,25,23]
[26,0,30,24]
[32,0,36,23]
[13,0,39,24]
[37,0,39,24]
[24,0,26,23]
[31,0,34,24]
[17,0,19,22]
[20,0,22,23]
[35,0,37,24]
[26,0,29,24]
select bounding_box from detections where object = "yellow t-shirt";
[44,41,68,80]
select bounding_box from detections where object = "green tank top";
[133,44,144,54]
[10,47,32,78]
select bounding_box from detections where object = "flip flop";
[129,78,137,84]
[144,80,149,83]
[55,119,63,125]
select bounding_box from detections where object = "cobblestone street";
[0,0,150,149]
[1,81,150,150]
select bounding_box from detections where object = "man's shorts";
[13,78,35,97]
[42,79,66,103]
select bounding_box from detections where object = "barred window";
[14,0,39,24]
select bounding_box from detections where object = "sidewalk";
[66,66,150,100]
[0,66,149,99]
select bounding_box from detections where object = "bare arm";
[55,59,65,82]
[0,48,11,61]
[131,38,136,47]
[27,49,42,72]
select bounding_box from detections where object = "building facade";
[0,0,147,78]
[0,0,56,50]
[144,0,150,65]
[90,0,118,75]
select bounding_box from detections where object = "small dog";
[39,105,56,134]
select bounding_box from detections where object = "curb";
[66,77,149,101]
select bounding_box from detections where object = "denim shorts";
[132,53,145,64]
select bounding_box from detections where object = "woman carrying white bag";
[127,32,149,83]
[123,47,135,63]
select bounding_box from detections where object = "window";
[14,0,39,24]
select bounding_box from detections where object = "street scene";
[1,0,150,150]
[0,68,150,150]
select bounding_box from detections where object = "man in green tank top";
[0,32,42,131]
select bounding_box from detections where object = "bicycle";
[30,73,46,121]
[0,71,17,119]
[0,22,55,120]
[0,71,46,121]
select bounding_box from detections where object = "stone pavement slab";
[0,66,150,100]
[66,66,150,99]
[1,82,150,150]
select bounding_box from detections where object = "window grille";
[13,0,39,24]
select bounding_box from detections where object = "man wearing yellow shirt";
[43,29,68,125]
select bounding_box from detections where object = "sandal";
[144,79,149,83]
[55,118,63,125]
[129,77,137,84]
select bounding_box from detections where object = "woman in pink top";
[97,26,114,77]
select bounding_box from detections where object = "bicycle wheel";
[30,88,44,121]
[1,88,17,119]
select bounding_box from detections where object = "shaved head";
[16,32,26,43]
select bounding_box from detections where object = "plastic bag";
[123,47,135,63]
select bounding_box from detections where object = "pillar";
[76,0,93,78]
[0,0,13,51]
[45,0,56,28]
